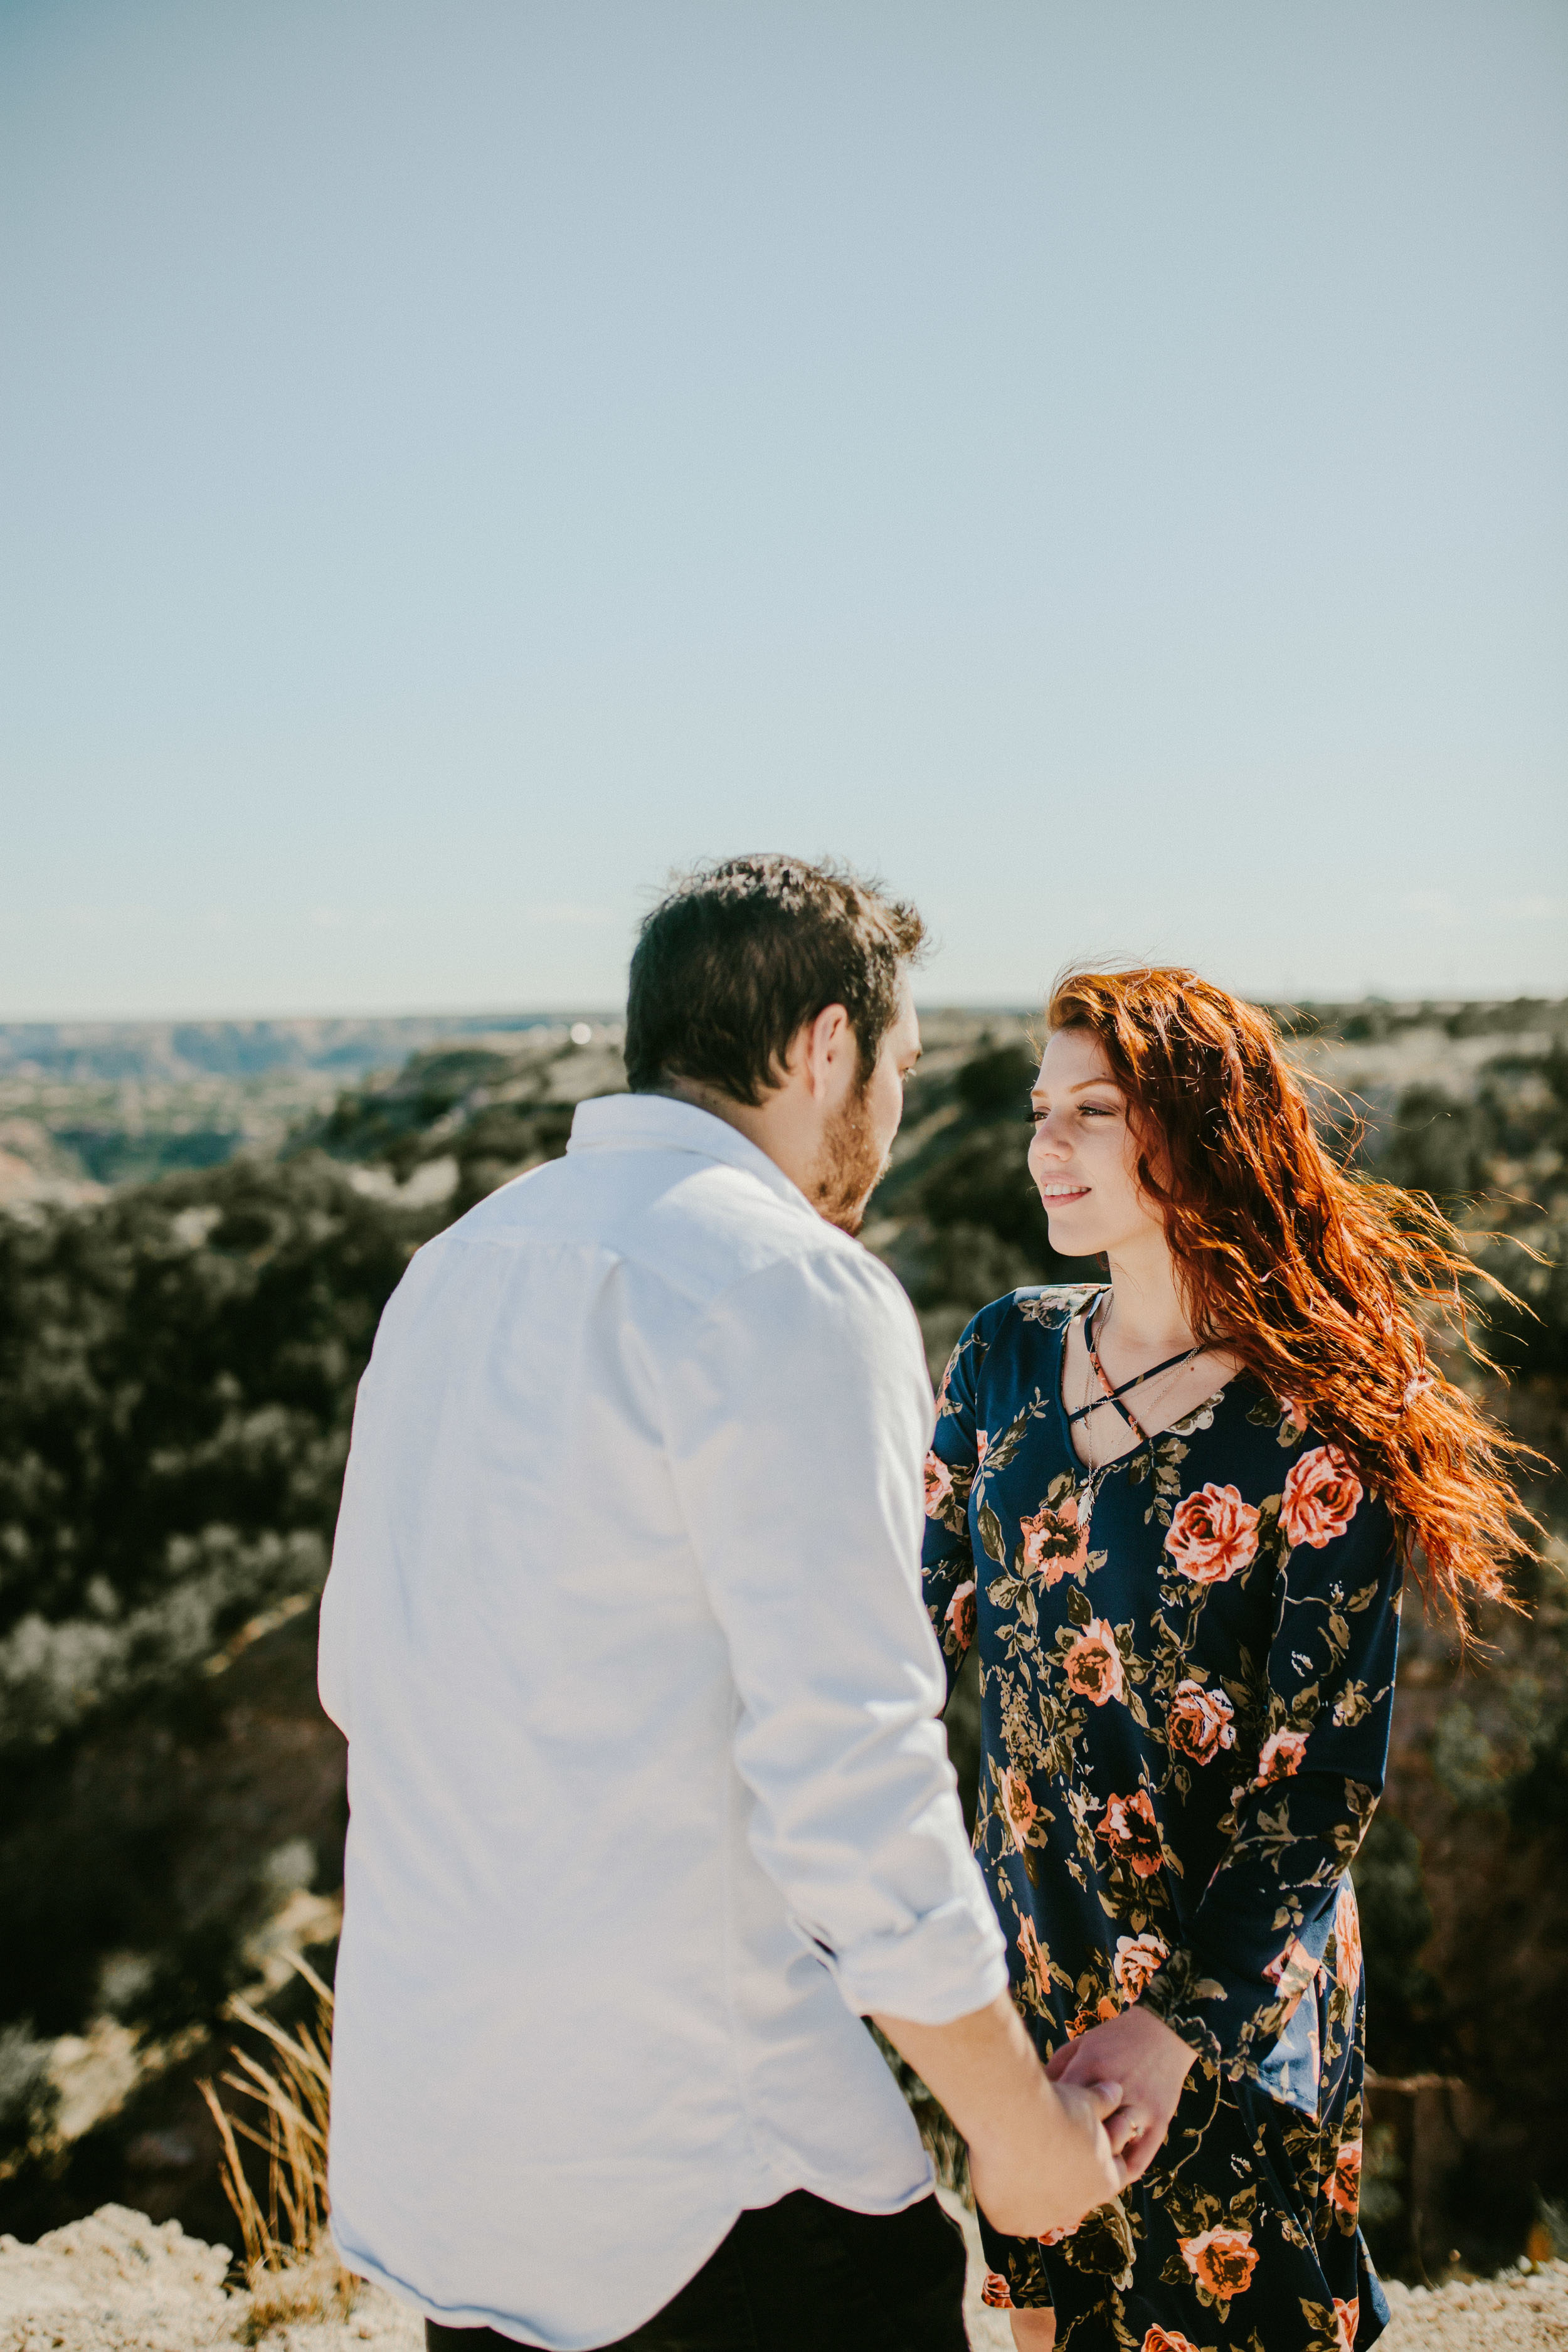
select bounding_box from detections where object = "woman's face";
[1027,1026,1165,1260]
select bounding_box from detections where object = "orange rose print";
[923,1453,953,1516]
[1020,1488,1091,1586]
[1000,1766,1037,1852]
[1167,1677,1236,1765]
[1281,1444,1364,1550]
[1096,1786,1163,1877]
[1179,2224,1258,2299]
[1017,1916,1053,2003]
[980,2272,1014,2308]
[1112,1929,1168,2001]
[1332,1878,1363,1989]
[1062,1617,1125,1706]
[945,1579,977,1652]
[1141,2331,1203,2352]
[976,1429,990,1462]
[1163,1483,1260,1584]
[1256,1727,1308,1783]
[1334,2295,1360,2349]
[1327,2135,1362,2217]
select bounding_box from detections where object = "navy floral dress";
[922,1288,1401,2352]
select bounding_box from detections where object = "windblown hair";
[1048,965,1535,1620]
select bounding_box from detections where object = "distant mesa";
[0,1014,620,1085]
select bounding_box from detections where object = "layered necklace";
[1067,1291,1204,1467]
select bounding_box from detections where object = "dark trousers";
[423,2188,970,2351]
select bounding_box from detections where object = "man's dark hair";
[625,855,926,1104]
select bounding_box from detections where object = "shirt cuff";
[818,1888,1009,2026]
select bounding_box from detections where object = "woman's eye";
[1027,1106,1048,1123]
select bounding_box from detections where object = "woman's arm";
[1055,1446,1401,2166]
[920,1322,987,1702]
[1141,1446,1402,2074]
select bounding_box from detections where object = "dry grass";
[198,1954,359,2338]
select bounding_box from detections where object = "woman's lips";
[1039,1184,1090,1204]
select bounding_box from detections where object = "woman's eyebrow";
[1029,1078,1121,1098]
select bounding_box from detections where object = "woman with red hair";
[922,968,1529,2351]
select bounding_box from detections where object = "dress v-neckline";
[1052,1288,1236,1477]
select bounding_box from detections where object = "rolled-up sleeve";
[660,1248,1007,2026]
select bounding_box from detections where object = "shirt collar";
[567,1091,817,1217]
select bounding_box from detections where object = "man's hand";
[1045,2004,1195,2182]
[872,1993,1130,2242]
[968,2073,1128,2241]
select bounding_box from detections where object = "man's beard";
[808,1082,889,1236]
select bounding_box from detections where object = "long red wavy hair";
[1047,966,1536,1619]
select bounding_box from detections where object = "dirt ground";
[4,2201,1567,2352]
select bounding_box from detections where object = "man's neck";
[654,1076,768,1147]
[652,1078,815,1198]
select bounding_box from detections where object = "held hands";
[968,2073,1130,2242]
[871,1992,1131,2244]
[1045,2003,1196,2183]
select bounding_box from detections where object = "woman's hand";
[1045,2005,1195,2182]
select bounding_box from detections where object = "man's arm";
[661,1248,1005,2021]
[661,1246,1126,2235]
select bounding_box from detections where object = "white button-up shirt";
[319,1093,1006,2350]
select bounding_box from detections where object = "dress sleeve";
[1141,1444,1402,2077]
[920,1316,986,1703]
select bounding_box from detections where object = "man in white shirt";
[319,856,1127,2352]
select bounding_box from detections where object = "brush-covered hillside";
[0,999,1565,2279]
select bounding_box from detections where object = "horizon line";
[1,989,1565,1029]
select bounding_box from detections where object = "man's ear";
[799,1003,854,1102]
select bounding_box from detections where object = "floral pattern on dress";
[923,1287,1401,2351]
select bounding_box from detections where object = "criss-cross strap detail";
[1066,1293,1203,1441]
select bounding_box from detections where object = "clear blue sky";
[2,0,1564,1017]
